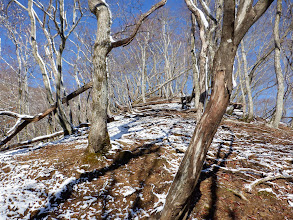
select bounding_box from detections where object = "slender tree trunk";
[191,14,200,112]
[241,41,254,121]
[270,0,284,128]
[141,41,147,103]
[74,68,82,125]
[237,55,247,115]
[27,0,54,105]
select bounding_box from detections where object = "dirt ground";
[1,106,293,219]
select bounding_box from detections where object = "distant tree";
[87,0,167,154]
[270,0,284,128]
[160,0,274,219]
[10,0,84,135]
[240,40,254,121]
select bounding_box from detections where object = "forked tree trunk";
[160,0,273,219]
[87,0,167,153]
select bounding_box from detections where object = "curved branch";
[185,0,209,29]
[245,174,293,192]
[235,0,274,45]
[110,0,167,48]
[198,0,217,24]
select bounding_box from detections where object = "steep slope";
[0,103,292,219]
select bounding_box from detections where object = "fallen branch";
[0,131,64,152]
[225,187,248,201]
[245,174,293,192]
[133,98,180,108]
[0,81,93,147]
[133,69,190,104]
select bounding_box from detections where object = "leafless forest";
[0,0,293,219]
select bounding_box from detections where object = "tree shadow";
[184,126,235,220]
[126,149,160,219]
[30,141,161,220]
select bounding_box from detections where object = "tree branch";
[0,81,93,147]
[110,0,167,48]
[0,131,64,152]
[235,0,274,45]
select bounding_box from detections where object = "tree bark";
[87,0,167,153]
[160,0,273,219]
[160,3,237,218]
[241,41,254,121]
[270,0,284,128]
[87,0,112,153]
[191,14,200,112]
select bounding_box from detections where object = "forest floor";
[0,102,293,220]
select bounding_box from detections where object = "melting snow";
[0,103,292,219]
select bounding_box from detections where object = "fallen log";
[0,131,64,152]
[0,81,93,147]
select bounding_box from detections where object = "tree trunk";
[160,45,236,220]
[270,0,284,128]
[191,14,200,112]
[160,0,273,218]
[241,41,254,121]
[87,0,111,153]
[160,7,237,219]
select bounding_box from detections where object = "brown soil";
[2,108,293,219]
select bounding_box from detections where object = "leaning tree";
[160,0,274,219]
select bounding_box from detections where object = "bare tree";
[160,0,274,219]
[241,40,254,121]
[10,0,84,135]
[87,0,167,153]
[270,0,284,128]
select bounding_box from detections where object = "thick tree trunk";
[270,0,284,128]
[160,0,274,218]
[160,44,236,219]
[87,0,167,153]
[87,0,111,153]
[160,4,237,215]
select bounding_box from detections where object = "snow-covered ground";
[0,103,292,219]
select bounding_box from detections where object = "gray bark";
[270,0,284,128]
[191,14,200,112]
[87,0,112,153]
[87,0,167,153]
[241,41,254,121]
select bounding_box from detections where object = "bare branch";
[235,0,274,45]
[110,0,167,48]
[198,0,217,24]
[245,174,293,192]
[185,0,209,29]
[9,0,28,11]
[1,131,64,152]
[0,81,93,147]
